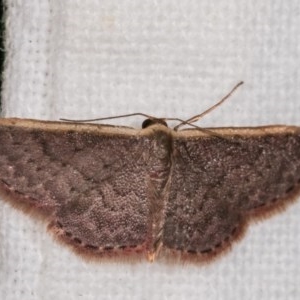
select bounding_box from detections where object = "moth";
[0,117,300,263]
[0,85,299,263]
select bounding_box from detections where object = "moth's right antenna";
[174,81,244,131]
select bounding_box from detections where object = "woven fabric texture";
[0,1,299,299]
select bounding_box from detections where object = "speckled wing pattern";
[0,119,160,257]
[162,128,300,259]
[0,118,300,262]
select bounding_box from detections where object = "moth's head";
[142,118,168,129]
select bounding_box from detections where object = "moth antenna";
[60,113,156,123]
[61,114,231,140]
[60,81,243,129]
[174,81,244,130]
[162,117,231,140]
[61,114,205,130]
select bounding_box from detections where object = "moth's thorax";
[143,125,173,176]
[142,124,173,257]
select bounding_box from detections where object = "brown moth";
[0,117,300,263]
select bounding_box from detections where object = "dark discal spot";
[103,163,111,169]
[271,198,278,203]
[118,245,126,250]
[129,245,137,248]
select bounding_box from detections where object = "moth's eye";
[142,119,168,129]
[142,119,153,128]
